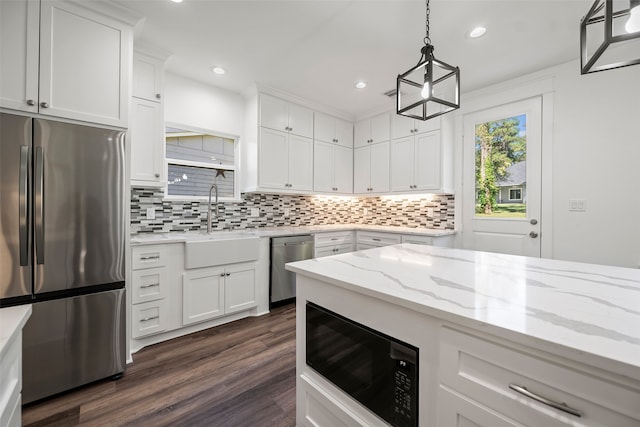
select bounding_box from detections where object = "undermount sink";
[184,233,260,269]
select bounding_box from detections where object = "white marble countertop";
[0,304,32,358]
[130,224,455,245]
[286,244,640,373]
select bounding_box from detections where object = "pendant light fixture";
[396,0,460,121]
[580,0,640,74]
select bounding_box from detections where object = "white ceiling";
[117,0,592,119]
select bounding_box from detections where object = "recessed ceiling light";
[355,81,367,89]
[469,26,487,38]
[210,66,225,75]
[170,0,183,3]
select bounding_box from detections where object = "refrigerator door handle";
[35,146,45,265]
[19,145,30,266]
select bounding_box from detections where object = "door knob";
[529,231,539,238]
[530,219,538,225]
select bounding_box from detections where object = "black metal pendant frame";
[397,44,460,121]
[580,0,640,74]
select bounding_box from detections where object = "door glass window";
[474,114,526,218]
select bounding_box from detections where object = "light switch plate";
[146,207,156,220]
[250,207,260,217]
[568,199,586,212]
[283,207,290,217]
[427,208,434,218]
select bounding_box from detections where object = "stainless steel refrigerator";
[0,112,126,404]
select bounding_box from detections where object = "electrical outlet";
[427,208,434,218]
[568,199,586,212]
[146,207,155,220]
[363,208,368,216]
[284,207,290,217]
[250,207,260,217]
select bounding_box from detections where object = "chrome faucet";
[207,183,219,233]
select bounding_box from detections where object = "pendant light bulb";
[421,81,430,99]
[626,3,640,33]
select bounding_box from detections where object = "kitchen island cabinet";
[287,245,640,427]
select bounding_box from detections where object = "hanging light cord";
[424,0,431,46]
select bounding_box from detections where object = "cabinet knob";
[40,102,49,108]
[155,93,161,99]
[26,99,36,106]
[226,272,231,276]
[220,273,225,277]
[154,173,160,178]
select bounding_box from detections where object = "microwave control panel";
[392,359,417,427]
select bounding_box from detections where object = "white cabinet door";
[133,51,163,102]
[314,113,353,147]
[414,115,440,134]
[130,98,165,185]
[38,1,130,127]
[370,112,391,144]
[287,102,313,138]
[260,94,313,138]
[353,146,371,193]
[333,145,353,193]
[438,388,520,427]
[415,131,441,190]
[182,268,225,325]
[370,141,390,193]
[390,136,414,192]
[0,0,39,113]
[259,128,289,190]
[260,94,289,132]
[288,134,314,191]
[313,141,334,192]
[391,114,416,140]
[354,113,390,148]
[224,264,257,314]
[335,117,354,148]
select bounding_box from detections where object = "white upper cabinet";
[353,141,390,194]
[132,51,164,102]
[259,127,313,192]
[1,0,133,127]
[314,141,353,194]
[354,113,391,148]
[130,48,167,186]
[391,114,440,139]
[260,93,313,138]
[314,112,353,148]
[390,130,444,192]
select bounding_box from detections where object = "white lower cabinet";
[131,299,168,339]
[182,267,225,325]
[314,231,354,258]
[182,262,257,326]
[355,231,401,250]
[438,387,520,427]
[401,233,454,247]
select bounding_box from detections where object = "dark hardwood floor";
[22,304,297,426]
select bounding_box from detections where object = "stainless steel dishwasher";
[270,235,314,307]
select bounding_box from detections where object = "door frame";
[453,75,555,259]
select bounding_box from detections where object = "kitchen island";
[287,244,640,427]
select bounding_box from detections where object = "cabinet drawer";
[437,387,521,427]
[356,231,401,247]
[401,234,454,248]
[440,327,640,427]
[131,300,167,338]
[315,243,353,258]
[314,231,354,247]
[131,267,166,304]
[132,245,168,269]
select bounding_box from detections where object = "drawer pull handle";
[140,255,160,261]
[372,238,381,242]
[140,315,159,322]
[508,384,582,418]
[331,238,338,240]
[140,283,159,289]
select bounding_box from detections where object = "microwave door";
[0,113,33,302]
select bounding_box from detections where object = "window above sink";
[165,123,239,201]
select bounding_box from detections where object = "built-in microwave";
[306,302,418,427]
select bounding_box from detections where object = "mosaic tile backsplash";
[131,187,455,234]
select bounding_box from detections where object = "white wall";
[550,61,640,268]
[164,72,245,137]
